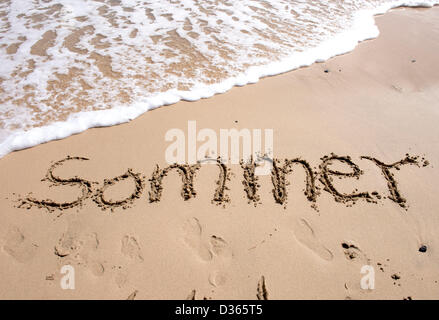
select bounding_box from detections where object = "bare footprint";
[210,235,233,261]
[55,232,98,259]
[54,228,104,276]
[182,218,213,262]
[121,235,144,262]
[82,233,99,251]
[293,219,333,261]
[206,237,233,288]
[182,218,233,289]
[54,220,83,258]
[3,226,38,263]
[114,267,128,288]
[54,232,81,258]
[78,233,99,263]
[341,242,368,263]
[208,270,227,287]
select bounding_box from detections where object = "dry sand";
[1,6,439,300]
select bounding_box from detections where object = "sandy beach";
[1,6,439,299]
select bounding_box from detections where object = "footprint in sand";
[54,228,104,276]
[182,218,233,288]
[208,270,228,287]
[292,218,333,261]
[114,268,128,288]
[210,235,233,261]
[182,217,213,262]
[207,235,233,287]
[208,236,233,287]
[55,232,98,258]
[341,242,368,263]
[2,226,38,263]
[121,235,144,262]
[54,232,81,258]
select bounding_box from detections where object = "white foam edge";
[1,0,437,158]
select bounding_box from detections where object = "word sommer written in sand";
[15,154,429,213]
